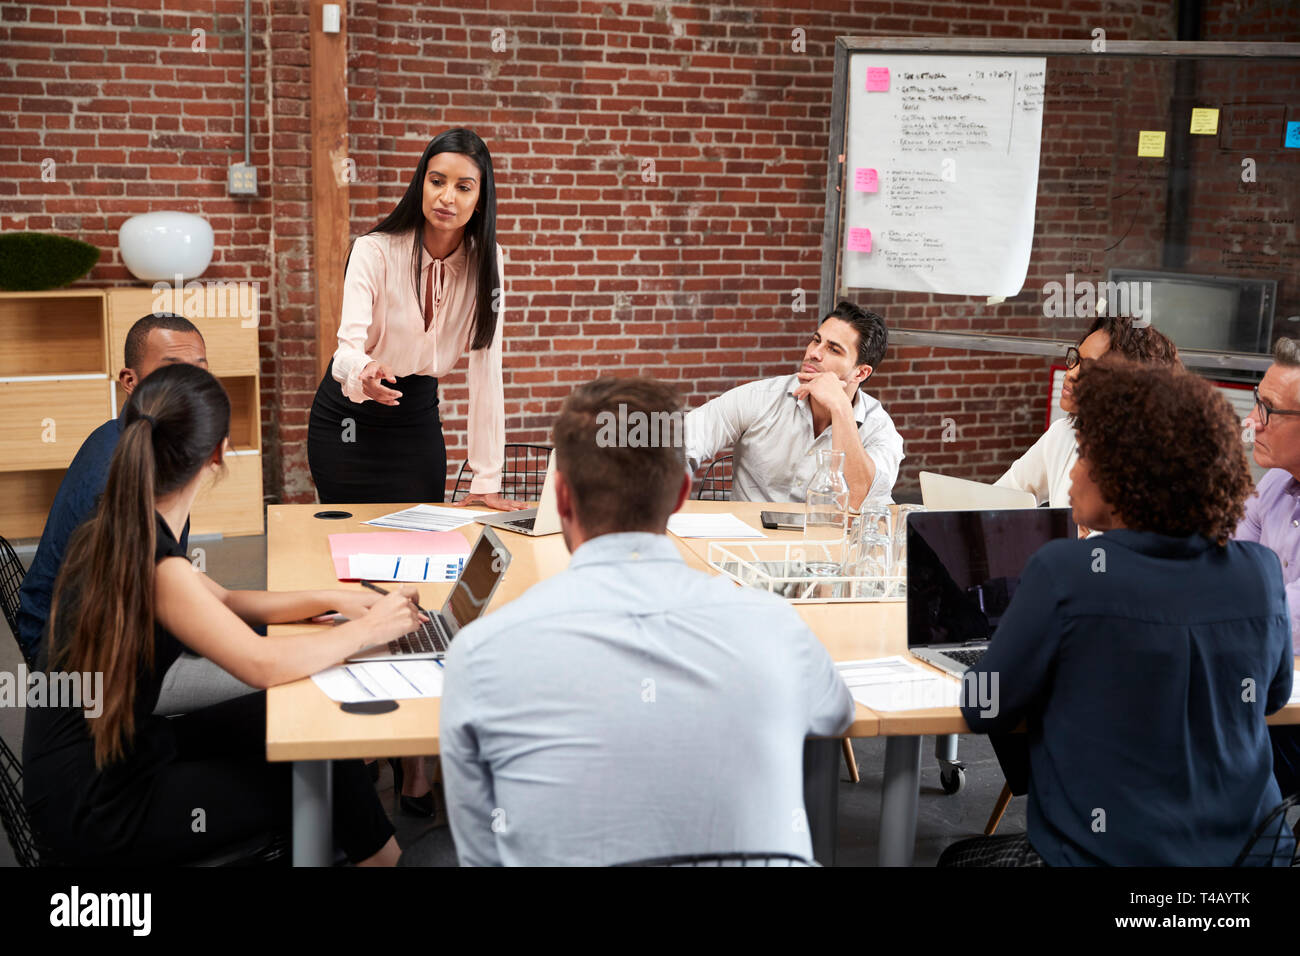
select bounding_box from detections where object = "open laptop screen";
[906,509,1075,649]
[443,531,508,632]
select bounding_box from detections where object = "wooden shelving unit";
[0,286,265,541]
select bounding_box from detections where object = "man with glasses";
[996,316,1179,507]
[1235,336,1300,803]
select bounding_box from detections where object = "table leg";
[878,735,922,867]
[292,759,334,867]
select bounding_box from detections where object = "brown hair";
[1071,356,1252,544]
[50,363,230,767]
[1082,314,1180,367]
[552,377,687,537]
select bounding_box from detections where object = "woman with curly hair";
[995,315,1180,508]
[942,356,1294,866]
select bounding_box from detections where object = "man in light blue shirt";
[438,377,855,866]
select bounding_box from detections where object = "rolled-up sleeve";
[862,408,904,501]
[465,244,506,495]
[333,235,384,403]
[684,384,751,472]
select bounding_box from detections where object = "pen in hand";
[360,580,430,622]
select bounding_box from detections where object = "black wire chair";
[0,534,35,670]
[450,444,553,503]
[0,733,39,868]
[1,722,290,868]
[614,851,817,867]
[693,455,734,502]
[1233,791,1299,866]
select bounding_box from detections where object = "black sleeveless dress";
[22,513,393,865]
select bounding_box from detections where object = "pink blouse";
[332,230,505,494]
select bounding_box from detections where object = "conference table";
[265,500,1300,867]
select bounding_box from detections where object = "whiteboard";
[843,53,1046,297]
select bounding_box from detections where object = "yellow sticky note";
[1189,108,1220,135]
[1138,130,1166,158]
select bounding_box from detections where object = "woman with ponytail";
[23,363,419,865]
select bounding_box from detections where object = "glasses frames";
[1253,387,1300,428]
[1065,346,1081,370]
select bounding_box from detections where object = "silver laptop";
[347,526,512,662]
[919,471,1037,511]
[906,509,1075,678]
[475,454,561,536]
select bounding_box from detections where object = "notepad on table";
[312,660,445,703]
[667,513,766,539]
[363,504,492,532]
[835,656,962,711]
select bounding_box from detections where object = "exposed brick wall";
[2,0,1296,510]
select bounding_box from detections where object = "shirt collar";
[1098,528,1216,559]
[1281,474,1300,498]
[419,235,467,274]
[568,531,686,570]
[784,373,870,425]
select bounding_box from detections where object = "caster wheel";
[940,767,966,795]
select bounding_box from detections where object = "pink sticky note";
[854,167,878,192]
[847,227,872,253]
[866,67,890,92]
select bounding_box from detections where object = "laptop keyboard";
[505,516,536,532]
[386,612,451,656]
[941,648,987,669]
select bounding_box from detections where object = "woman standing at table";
[308,127,527,512]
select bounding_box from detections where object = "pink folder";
[328,531,471,581]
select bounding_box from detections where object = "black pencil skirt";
[307,361,448,504]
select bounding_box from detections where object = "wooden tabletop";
[265,500,1299,761]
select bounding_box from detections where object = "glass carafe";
[802,449,849,576]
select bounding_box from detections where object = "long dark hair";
[363,128,500,351]
[50,363,231,767]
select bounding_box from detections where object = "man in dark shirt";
[16,312,253,713]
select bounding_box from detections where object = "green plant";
[0,232,101,291]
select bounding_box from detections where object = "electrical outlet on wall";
[228,163,258,196]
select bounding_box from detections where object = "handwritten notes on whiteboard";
[844,54,1046,297]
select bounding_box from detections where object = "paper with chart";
[311,659,445,703]
[363,504,491,532]
[843,54,1046,296]
[835,656,962,711]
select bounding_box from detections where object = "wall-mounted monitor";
[1105,268,1276,356]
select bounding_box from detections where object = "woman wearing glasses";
[995,316,1179,507]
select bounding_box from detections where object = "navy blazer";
[962,529,1295,866]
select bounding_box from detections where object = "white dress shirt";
[439,532,856,866]
[995,416,1078,508]
[684,374,905,504]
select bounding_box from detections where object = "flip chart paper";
[843,54,1046,296]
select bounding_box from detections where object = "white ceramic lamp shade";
[118,211,214,282]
